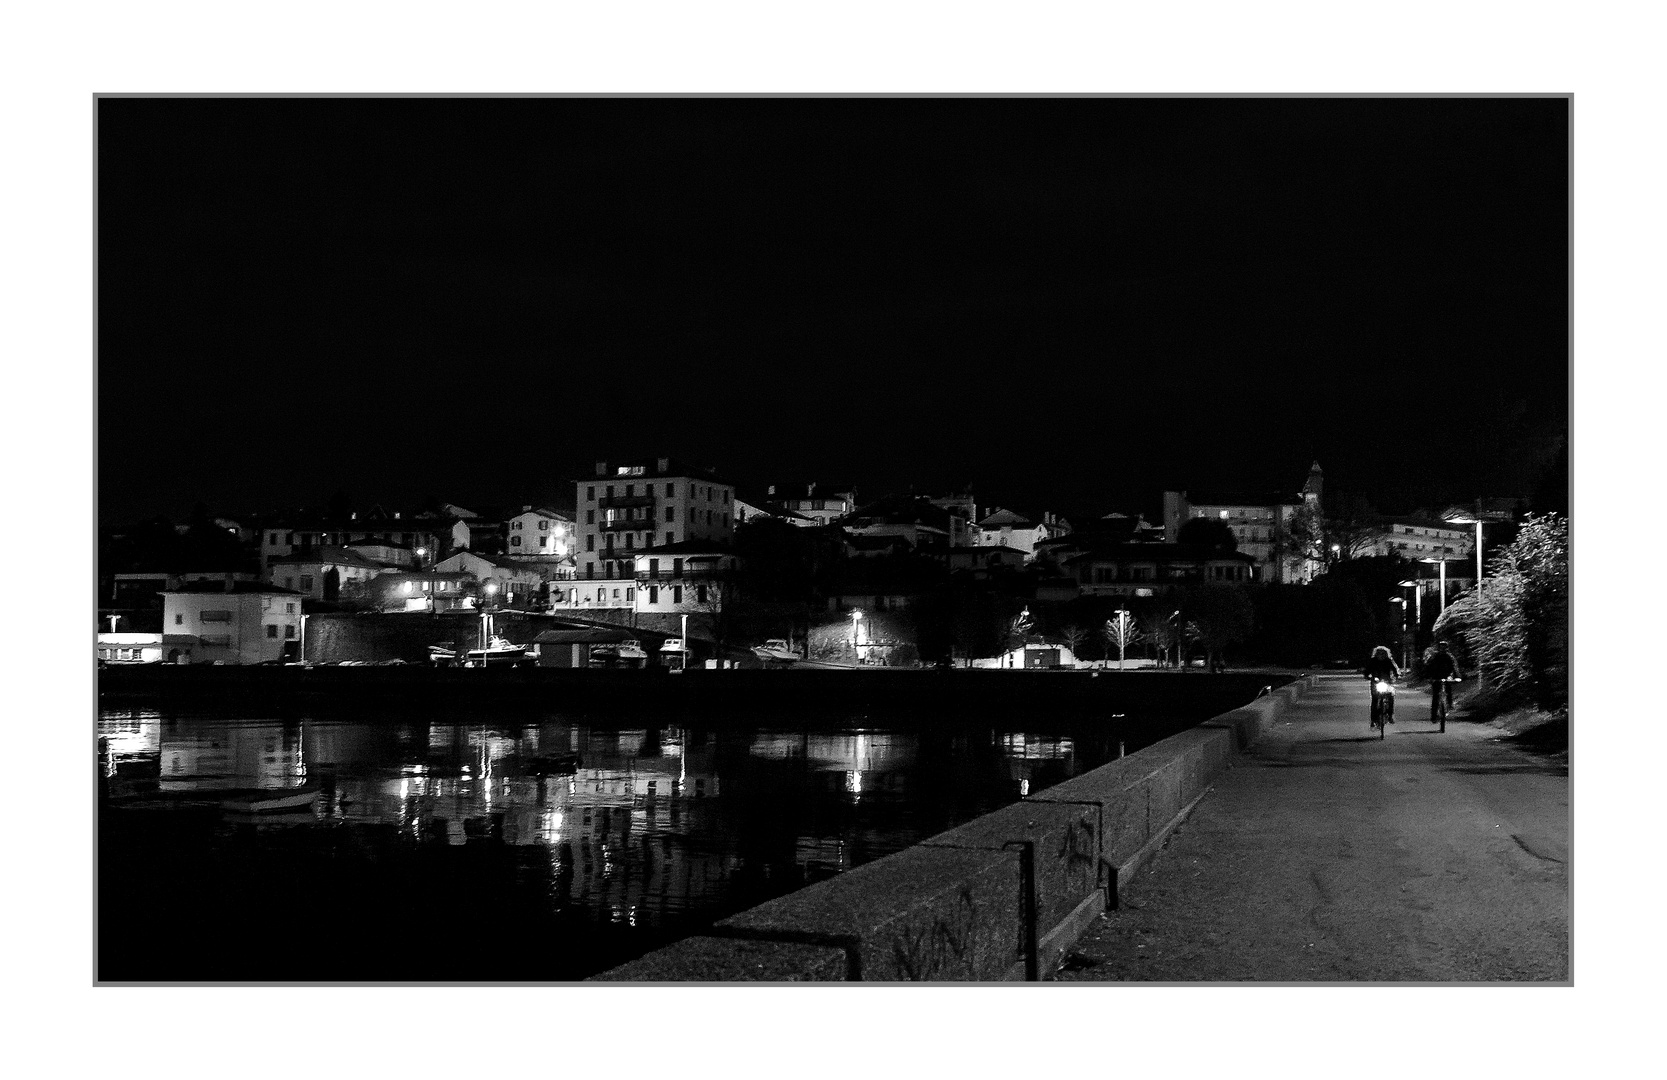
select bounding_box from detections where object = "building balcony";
[635,568,726,582]
[598,494,657,511]
[599,516,659,532]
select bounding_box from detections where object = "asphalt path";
[1057,675,1569,982]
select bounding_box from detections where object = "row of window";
[267,531,428,547]
[264,624,298,639]
[568,584,711,606]
[179,602,299,625]
[1086,564,1250,583]
[585,482,732,504]
[587,531,677,552]
[511,519,558,531]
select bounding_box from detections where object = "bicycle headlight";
[1374,680,1393,694]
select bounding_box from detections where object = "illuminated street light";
[851,609,863,665]
[1441,502,1510,605]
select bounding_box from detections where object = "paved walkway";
[1057,675,1569,982]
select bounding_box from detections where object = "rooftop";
[165,580,303,595]
[593,457,735,485]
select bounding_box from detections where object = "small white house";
[160,581,305,664]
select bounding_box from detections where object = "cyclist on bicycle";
[1423,640,1462,720]
[1365,645,1401,724]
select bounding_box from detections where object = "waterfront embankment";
[592,675,1317,981]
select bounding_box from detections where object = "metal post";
[1003,841,1040,982]
[1475,520,1484,605]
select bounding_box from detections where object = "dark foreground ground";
[1057,675,1569,983]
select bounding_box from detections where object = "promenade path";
[1057,675,1569,983]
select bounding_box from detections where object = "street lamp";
[1440,502,1510,606]
[481,581,499,648]
[1419,556,1448,613]
[1389,595,1408,669]
[1398,577,1424,646]
[851,609,863,666]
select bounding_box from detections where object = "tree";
[1139,608,1179,667]
[1057,623,1089,665]
[1002,607,1035,662]
[1177,517,1238,551]
[1325,493,1385,562]
[1281,502,1327,578]
[1178,582,1256,672]
[1432,513,1567,711]
[1283,494,1382,574]
[1102,609,1143,670]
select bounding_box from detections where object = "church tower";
[1301,461,1324,507]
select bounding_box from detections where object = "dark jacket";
[1365,654,1400,681]
[1424,650,1458,680]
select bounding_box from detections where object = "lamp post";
[680,612,688,671]
[1420,556,1447,613]
[1389,596,1408,669]
[1398,577,1423,660]
[851,609,863,667]
[1440,502,1508,606]
[482,581,499,650]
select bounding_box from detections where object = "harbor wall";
[592,674,1318,981]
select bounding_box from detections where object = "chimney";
[767,485,776,496]
[808,482,816,496]
[595,461,608,476]
[657,457,670,472]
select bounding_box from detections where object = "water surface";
[99,703,1143,980]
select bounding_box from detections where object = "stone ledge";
[592,674,1314,981]
[591,935,850,982]
[717,845,1024,982]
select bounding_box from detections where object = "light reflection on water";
[98,705,1105,978]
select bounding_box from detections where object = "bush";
[1433,513,1567,712]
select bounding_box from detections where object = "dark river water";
[98,703,1155,981]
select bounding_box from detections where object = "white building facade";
[573,458,735,610]
[161,583,305,664]
[506,506,575,558]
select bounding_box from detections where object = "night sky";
[97,97,1568,525]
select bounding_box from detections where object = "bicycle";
[1430,676,1458,733]
[1369,676,1395,739]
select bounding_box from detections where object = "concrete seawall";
[592,674,1319,982]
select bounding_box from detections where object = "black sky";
[97,97,1568,524]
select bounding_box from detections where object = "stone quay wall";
[592,675,1319,982]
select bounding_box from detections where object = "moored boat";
[751,639,801,664]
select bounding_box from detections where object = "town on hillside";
[97,458,1531,674]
